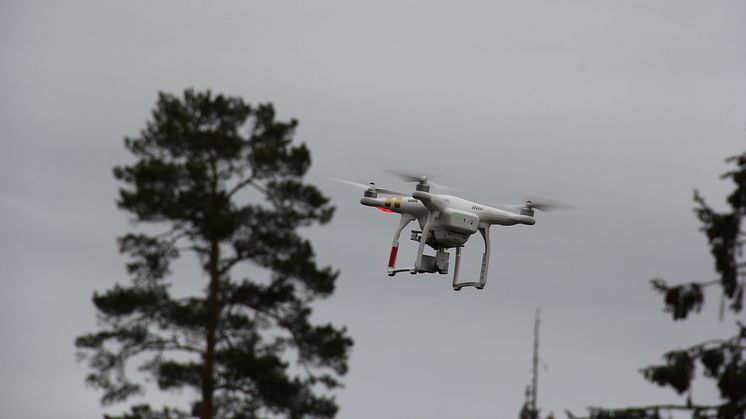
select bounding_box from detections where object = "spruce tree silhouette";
[76,89,352,419]
[571,152,746,419]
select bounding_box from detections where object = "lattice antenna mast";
[530,307,541,413]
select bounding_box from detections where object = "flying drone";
[331,171,567,291]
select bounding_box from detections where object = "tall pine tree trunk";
[202,240,220,419]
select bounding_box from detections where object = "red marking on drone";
[377,207,394,213]
[388,245,399,268]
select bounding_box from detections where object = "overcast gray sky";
[1,1,745,418]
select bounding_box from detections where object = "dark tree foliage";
[103,405,186,419]
[518,403,539,419]
[571,410,662,419]
[578,152,746,419]
[519,401,540,419]
[76,89,353,419]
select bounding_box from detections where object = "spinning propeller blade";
[326,178,408,196]
[383,169,464,192]
[494,195,573,214]
[520,194,574,212]
[383,169,435,184]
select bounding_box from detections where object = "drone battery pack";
[439,208,479,234]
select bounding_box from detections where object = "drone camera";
[418,255,437,273]
[417,249,450,274]
[435,249,449,274]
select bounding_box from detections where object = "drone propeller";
[383,169,435,184]
[521,194,574,212]
[327,178,408,196]
[383,169,463,192]
[495,195,573,214]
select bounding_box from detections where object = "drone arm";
[387,214,415,275]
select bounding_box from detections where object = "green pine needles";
[76,89,353,419]
[577,152,746,419]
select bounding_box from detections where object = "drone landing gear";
[386,214,491,291]
[387,214,416,277]
[452,227,490,291]
[387,213,449,277]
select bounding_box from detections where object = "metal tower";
[530,307,541,413]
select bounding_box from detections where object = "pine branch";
[592,403,722,411]
[227,176,259,198]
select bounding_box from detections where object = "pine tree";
[577,152,746,419]
[76,89,353,419]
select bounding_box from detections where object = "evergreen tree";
[76,89,353,419]
[519,389,540,419]
[574,152,746,419]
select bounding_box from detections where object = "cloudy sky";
[1,1,745,418]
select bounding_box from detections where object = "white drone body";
[334,173,564,291]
